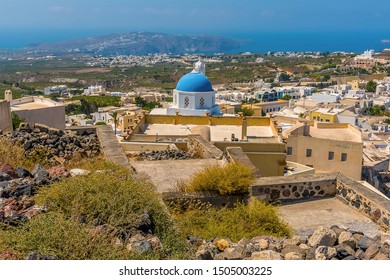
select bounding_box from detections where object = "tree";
[366,80,377,93]
[367,105,385,116]
[281,94,292,100]
[110,112,118,135]
[279,72,291,82]
[236,107,254,116]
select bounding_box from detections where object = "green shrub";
[0,213,134,260]
[34,163,189,259]
[185,163,254,195]
[172,199,291,242]
[0,160,190,260]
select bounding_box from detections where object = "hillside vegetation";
[0,158,189,260]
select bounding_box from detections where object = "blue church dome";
[176,72,213,92]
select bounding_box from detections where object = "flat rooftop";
[129,158,222,192]
[142,124,274,141]
[11,97,62,111]
[309,126,362,142]
[12,102,51,110]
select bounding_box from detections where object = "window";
[313,116,317,120]
[306,149,312,157]
[200,97,205,108]
[184,97,189,108]
[341,153,347,161]
[325,119,330,122]
[287,147,293,155]
[328,151,334,160]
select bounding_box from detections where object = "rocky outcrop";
[0,163,68,224]
[4,123,100,166]
[136,150,193,161]
[193,226,390,260]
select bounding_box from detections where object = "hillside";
[23,32,248,56]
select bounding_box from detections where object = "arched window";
[184,97,189,108]
[200,97,205,108]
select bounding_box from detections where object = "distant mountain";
[24,32,249,56]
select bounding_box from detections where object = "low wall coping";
[252,172,339,186]
[189,134,223,159]
[226,146,261,178]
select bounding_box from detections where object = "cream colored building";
[285,122,363,180]
[11,96,65,130]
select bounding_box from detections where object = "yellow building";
[117,112,137,133]
[285,122,363,180]
[348,80,367,90]
[309,108,339,123]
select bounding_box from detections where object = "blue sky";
[0,0,389,33]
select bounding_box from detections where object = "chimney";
[303,124,311,136]
[5,90,12,102]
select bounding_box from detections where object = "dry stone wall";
[250,173,338,201]
[336,174,390,228]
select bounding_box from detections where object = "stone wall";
[251,173,338,201]
[162,192,248,210]
[336,173,390,228]
[188,135,223,159]
[0,100,12,134]
[162,172,390,229]
[95,125,132,168]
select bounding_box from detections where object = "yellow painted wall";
[286,135,363,180]
[247,153,286,177]
[309,111,337,123]
[145,114,272,126]
[118,114,136,132]
[214,142,286,176]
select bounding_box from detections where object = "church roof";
[176,72,213,92]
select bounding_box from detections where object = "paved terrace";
[279,197,382,238]
[129,158,222,192]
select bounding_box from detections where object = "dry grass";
[0,137,35,169]
[0,213,135,260]
[184,162,254,195]
[172,199,292,242]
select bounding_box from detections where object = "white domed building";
[153,61,221,116]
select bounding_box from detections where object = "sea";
[0,29,390,54]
